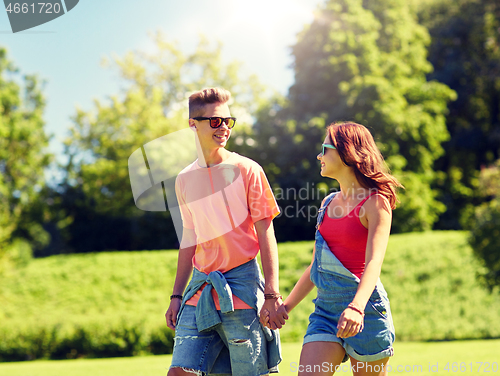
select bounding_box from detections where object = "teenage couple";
[165,87,403,376]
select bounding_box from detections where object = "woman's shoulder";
[363,192,392,215]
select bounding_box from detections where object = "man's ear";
[188,119,197,132]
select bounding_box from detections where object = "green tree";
[245,0,456,234]
[0,48,51,269]
[234,95,333,241]
[418,0,500,229]
[56,33,268,252]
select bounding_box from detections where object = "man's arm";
[254,217,288,330]
[165,228,196,330]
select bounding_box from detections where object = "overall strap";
[315,192,338,230]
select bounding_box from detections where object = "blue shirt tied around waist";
[177,257,282,369]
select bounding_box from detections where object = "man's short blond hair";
[189,87,231,118]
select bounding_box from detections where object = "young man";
[165,87,287,376]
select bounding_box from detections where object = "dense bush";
[0,250,177,362]
[468,160,500,290]
[469,201,500,290]
[0,320,174,362]
[1,231,499,362]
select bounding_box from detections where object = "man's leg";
[168,305,226,375]
[217,309,270,376]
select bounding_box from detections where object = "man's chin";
[216,139,229,147]
[212,142,227,150]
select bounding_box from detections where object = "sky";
[0,0,324,173]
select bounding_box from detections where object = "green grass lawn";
[1,231,499,361]
[1,340,499,376]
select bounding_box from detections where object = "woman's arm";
[336,194,392,338]
[260,196,327,326]
[283,247,316,313]
[260,246,316,326]
[255,217,288,330]
[352,194,392,309]
[283,195,332,313]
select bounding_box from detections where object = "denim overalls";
[304,192,395,362]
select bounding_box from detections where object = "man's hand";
[165,298,182,330]
[260,303,289,329]
[260,298,288,330]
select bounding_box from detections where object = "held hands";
[259,299,289,330]
[167,295,290,331]
[337,303,364,338]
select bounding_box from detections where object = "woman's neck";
[338,177,365,200]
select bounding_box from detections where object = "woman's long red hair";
[327,122,404,209]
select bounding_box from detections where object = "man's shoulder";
[179,160,198,174]
[176,160,198,184]
[228,152,263,172]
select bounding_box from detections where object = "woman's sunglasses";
[191,117,237,129]
[321,144,336,155]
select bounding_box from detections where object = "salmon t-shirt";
[175,152,280,309]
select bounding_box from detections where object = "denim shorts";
[170,305,272,376]
[304,291,395,363]
[304,194,395,362]
[304,228,395,363]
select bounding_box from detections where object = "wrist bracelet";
[347,303,365,317]
[170,294,183,300]
[264,293,283,300]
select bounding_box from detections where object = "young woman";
[262,122,403,376]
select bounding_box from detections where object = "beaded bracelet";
[347,303,365,317]
[264,293,283,300]
[170,294,183,300]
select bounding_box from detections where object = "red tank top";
[318,193,377,278]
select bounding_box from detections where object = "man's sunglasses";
[321,144,336,155]
[191,117,237,129]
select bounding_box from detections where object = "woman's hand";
[260,308,270,328]
[337,306,364,338]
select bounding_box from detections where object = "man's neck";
[198,147,231,167]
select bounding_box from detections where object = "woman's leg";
[167,367,201,376]
[298,341,346,376]
[350,356,390,376]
